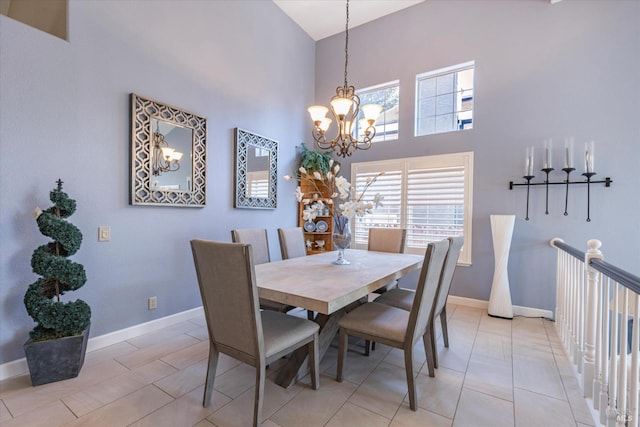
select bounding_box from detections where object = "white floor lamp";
[488,214,515,319]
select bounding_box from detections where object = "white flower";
[334,176,350,198]
[293,166,382,224]
[303,209,317,221]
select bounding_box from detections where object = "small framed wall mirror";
[130,94,207,207]
[234,128,278,209]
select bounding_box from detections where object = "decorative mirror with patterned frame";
[234,128,278,209]
[130,94,206,207]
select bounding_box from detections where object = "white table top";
[255,249,423,315]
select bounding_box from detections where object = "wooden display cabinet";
[298,177,334,255]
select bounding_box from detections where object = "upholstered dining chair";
[368,228,407,294]
[277,227,308,260]
[336,239,449,411]
[364,228,407,354]
[231,228,294,313]
[277,227,314,320]
[375,235,464,371]
[190,240,319,427]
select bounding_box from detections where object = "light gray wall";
[314,0,639,310]
[0,1,313,364]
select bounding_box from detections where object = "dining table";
[254,248,423,388]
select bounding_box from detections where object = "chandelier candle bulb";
[585,141,595,173]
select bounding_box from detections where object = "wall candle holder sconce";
[509,140,612,222]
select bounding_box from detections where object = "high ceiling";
[272,0,425,41]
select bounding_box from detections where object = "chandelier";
[151,120,182,176]
[307,0,382,158]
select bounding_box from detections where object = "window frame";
[351,151,474,265]
[355,80,400,143]
[415,61,475,137]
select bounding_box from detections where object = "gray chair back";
[405,239,449,347]
[231,228,271,265]
[433,236,463,316]
[367,228,407,254]
[277,227,307,259]
[190,240,263,362]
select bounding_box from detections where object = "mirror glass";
[245,144,270,198]
[234,128,278,209]
[130,94,207,207]
[150,118,194,192]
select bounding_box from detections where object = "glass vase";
[333,216,351,265]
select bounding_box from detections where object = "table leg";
[274,299,365,388]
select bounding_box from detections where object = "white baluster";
[608,283,620,427]
[584,239,603,398]
[601,277,612,425]
[630,293,639,427]
[617,288,629,426]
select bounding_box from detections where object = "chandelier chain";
[343,0,349,88]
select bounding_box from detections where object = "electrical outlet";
[98,226,110,242]
[148,296,157,310]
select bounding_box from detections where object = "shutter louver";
[353,170,403,245]
[406,166,465,247]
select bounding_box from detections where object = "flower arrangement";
[285,160,383,234]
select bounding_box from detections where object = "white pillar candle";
[564,137,574,169]
[585,140,595,173]
[525,146,534,176]
[544,138,553,169]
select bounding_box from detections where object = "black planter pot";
[23,324,90,386]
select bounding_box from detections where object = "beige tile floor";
[0,304,596,426]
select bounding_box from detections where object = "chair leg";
[203,343,219,407]
[254,362,266,427]
[440,308,449,348]
[423,329,436,378]
[429,320,438,370]
[336,328,348,382]
[307,310,314,320]
[404,346,417,411]
[308,335,319,390]
[365,340,376,355]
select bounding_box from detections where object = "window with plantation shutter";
[351,152,473,265]
[352,166,403,245]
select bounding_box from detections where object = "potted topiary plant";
[23,179,91,386]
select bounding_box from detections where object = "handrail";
[590,258,640,295]
[551,238,640,294]
[550,238,585,261]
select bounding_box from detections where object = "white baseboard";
[0,306,204,381]
[2,297,554,381]
[447,295,554,320]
